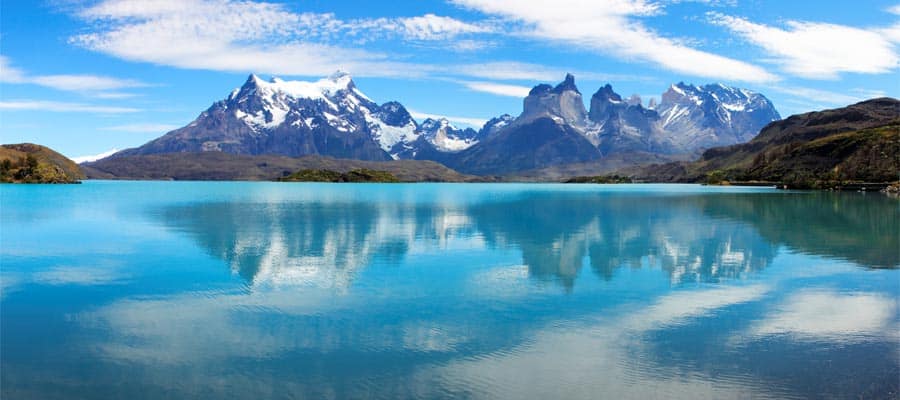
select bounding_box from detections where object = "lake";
[1,181,898,399]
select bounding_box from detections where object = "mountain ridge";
[99,71,781,176]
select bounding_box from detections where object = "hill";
[0,143,85,183]
[630,98,900,188]
[82,152,484,182]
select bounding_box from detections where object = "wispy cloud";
[879,4,900,44]
[68,0,488,78]
[408,109,488,128]
[30,75,147,92]
[387,13,492,40]
[459,81,531,98]
[0,55,148,94]
[101,123,180,133]
[707,12,900,79]
[450,0,778,83]
[0,100,140,113]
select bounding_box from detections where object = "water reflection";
[158,192,854,290]
[3,184,898,399]
[697,192,900,268]
[467,194,778,287]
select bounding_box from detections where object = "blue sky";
[1,0,898,160]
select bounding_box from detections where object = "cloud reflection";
[750,290,897,341]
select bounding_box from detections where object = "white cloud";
[446,39,494,52]
[0,56,27,82]
[1,55,148,94]
[101,123,180,133]
[880,5,900,45]
[888,4,900,16]
[30,74,146,91]
[708,12,900,79]
[0,100,140,113]
[880,23,900,44]
[408,109,488,128]
[394,13,491,40]
[750,290,896,341]
[69,0,482,78]
[460,81,532,98]
[450,0,778,83]
[72,149,121,164]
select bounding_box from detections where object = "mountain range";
[100,72,780,176]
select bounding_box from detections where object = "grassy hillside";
[83,152,484,182]
[0,143,84,183]
[629,98,900,188]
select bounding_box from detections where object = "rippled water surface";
[2,182,898,399]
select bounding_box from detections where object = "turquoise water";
[1,181,898,399]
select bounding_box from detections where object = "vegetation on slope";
[279,168,400,182]
[0,143,84,183]
[562,175,631,184]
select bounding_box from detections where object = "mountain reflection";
[467,194,776,288]
[696,192,899,268]
[158,188,897,290]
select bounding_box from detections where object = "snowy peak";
[657,81,781,147]
[228,71,363,106]
[419,117,480,152]
[420,117,451,131]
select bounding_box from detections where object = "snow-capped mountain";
[106,72,779,176]
[443,75,780,174]
[419,118,481,152]
[115,72,426,160]
[655,82,781,150]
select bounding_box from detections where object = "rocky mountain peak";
[553,73,580,94]
[520,75,588,127]
[418,117,479,152]
[374,101,415,127]
[588,84,631,124]
[592,84,622,103]
[480,114,514,137]
[528,84,553,96]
